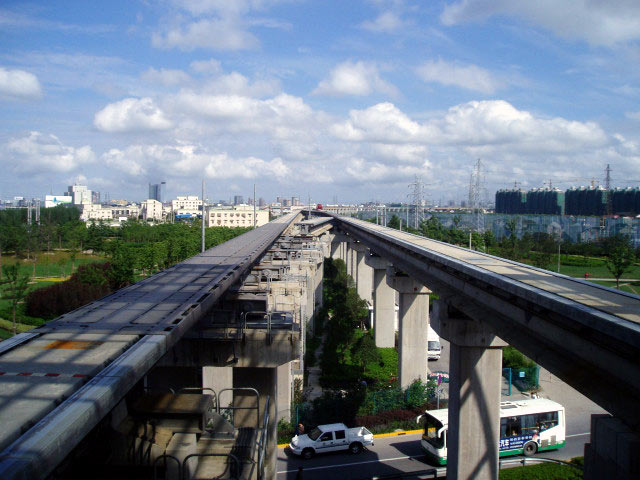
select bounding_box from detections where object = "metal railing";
[218,387,261,430]
[177,387,218,415]
[256,395,270,480]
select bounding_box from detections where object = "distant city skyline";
[1,1,639,204]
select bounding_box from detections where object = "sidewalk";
[304,332,326,402]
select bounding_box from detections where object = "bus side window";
[506,417,520,436]
[522,413,537,434]
[500,418,508,438]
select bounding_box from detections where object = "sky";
[1,0,640,205]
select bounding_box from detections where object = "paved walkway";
[305,332,326,402]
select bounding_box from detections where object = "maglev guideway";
[0,213,298,480]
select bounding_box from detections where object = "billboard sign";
[45,195,73,208]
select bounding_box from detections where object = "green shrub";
[499,461,582,479]
[502,346,536,369]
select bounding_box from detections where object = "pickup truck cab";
[289,423,374,459]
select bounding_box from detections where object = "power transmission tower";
[469,159,485,235]
[604,164,612,216]
[408,175,425,229]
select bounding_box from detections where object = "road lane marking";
[566,432,590,438]
[277,455,424,474]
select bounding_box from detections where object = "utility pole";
[253,183,257,227]
[201,179,205,253]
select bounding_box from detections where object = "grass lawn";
[1,251,106,279]
[499,461,582,480]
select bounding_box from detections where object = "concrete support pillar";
[387,272,429,389]
[233,367,277,479]
[276,362,292,423]
[432,300,506,480]
[202,366,232,398]
[352,243,373,304]
[365,253,395,348]
[314,260,324,309]
[584,414,640,480]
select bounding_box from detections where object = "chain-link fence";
[502,366,540,395]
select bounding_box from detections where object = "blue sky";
[1,0,640,204]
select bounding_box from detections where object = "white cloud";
[361,11,405,33]
[331,102,427,142]
[190,58,222,75]
[94,97,173,133]
[313,61,397,97]
[416,59,503,94]
[3,131,94,173]
[0,67,42,100]
[440,0,640,46]
[101,143,290,180]
[141,67,191,86]
[171,91,319,139]
[332,99,608,153]
[152,18,259,51]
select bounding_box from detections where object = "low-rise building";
[207,205,269,228]
[172,195,202,217]
[141,199,163,222]
[81,204,113,221]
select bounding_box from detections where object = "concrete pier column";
[387,271,429,388]
[233,367,277,478]
[365,252,395,348]
[584,414,640,480]
[202,366,232,399]
[352,243,373,303]
[432,300,506,480]
[276,362,292,423]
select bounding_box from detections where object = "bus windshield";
[423,415,444,449]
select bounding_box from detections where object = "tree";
[387,214,401,230]
[351,333,380,372]
[604,235,635,289]
[1,263,30,335]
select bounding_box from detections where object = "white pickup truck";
[289,423,374,459]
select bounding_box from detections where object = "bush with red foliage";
[355,408,423,427]
[26,262,120,320]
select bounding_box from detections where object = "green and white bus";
[420,398,565,465]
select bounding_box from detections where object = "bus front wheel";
[523,441,538,457]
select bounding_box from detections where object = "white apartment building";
[141,199,163,221]
[172,196,202,216]
[207,205,269,228]
[67,184,93,205]
[81,204,113,221]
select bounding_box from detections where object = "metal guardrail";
[183,453,240,480]
[256,395,270,480]
[153,454,181,480]
[218,387,261,430]
[177,387,218,413]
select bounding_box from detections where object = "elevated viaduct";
[0,211,638,479]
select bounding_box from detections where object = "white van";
[427,325,441,360]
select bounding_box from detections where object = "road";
[277,336,606,479]
[276,431,590,479]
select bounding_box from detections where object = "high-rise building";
[92,191,101,204]
[149,182,166,203]
[67,184,92,205]
[258,198,265,207]
[292,196,300,206]
[233,195,244,205]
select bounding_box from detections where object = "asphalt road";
[276,431,590,479]
[277,336,605,479]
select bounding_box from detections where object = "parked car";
[289,423,374,459]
